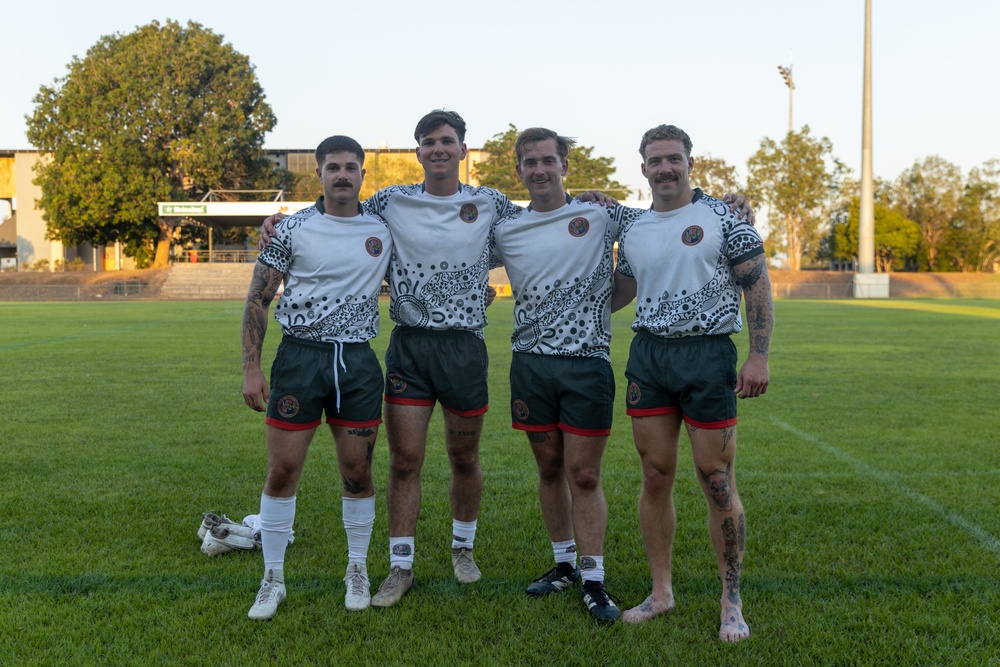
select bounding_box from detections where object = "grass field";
[1,299,998,666]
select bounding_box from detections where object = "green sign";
[160,204,208,215]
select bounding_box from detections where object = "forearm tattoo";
[699,461,733,511]
[241,266,282,366]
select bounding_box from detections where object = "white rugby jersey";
[616,190,764,338]
[258,199,393,343]
[364,183,521,338]
[490,197,643,360]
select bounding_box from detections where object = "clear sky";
[4,0,997,197]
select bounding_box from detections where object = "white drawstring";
[332,341,347,412]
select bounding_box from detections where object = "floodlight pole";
[777,64,794,134]
[858,0,875,275]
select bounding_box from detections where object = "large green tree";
[26,20,279,268]
[473,124,629,200]
[747,126,846,271]
[831,196,921,272]
[946,160,1000,272]
[892,155,963,271]
[691,154,741,199]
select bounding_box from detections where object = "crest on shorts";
[626,382,641,405]
[459,203,479,223]
[512,399,529,421]
[681,225,704,246]
[392,544,412,557]
[277,395,300,417]
[365,236,383,257]
[568,217,590,237]
[580,556,597,570]
[387,373,407,394]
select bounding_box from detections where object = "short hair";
[515,128,576,162]
[315,135,365,166]
[414,109,467,143]
[639,125,693,159]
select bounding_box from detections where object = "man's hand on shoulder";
[578,191,619,208]
[721,193,755,225]
[258,212,287,250]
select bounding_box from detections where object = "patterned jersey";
[364,183,521,338]
[616,191,764,337]
[258,198,393,343]
[490,197,643,360]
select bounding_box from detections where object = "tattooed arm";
[241,262,285,411]
[732,253,773,399]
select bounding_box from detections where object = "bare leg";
[689,424,750,643]
[384,403,432,536]
[622,414,681,623]
[330,423,377,498]
[527,431,573,543]
[263,425,315,497]
[443,410,483,522]
[562,432,608,559]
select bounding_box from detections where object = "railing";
[174,249,259,263]
[0,282,150,301]
[771,282,1000,299]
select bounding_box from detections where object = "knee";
[641,465,674,497]
[388,449,422,479]
[536,458,563,485]
[340,461,373,495]
[265,464,298,496]
[568,465,601,493]
[449,448,480,476]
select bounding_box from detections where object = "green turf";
[1,299,998,666]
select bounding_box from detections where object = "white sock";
[259,493,295,578]
[343,495,375,566]
[552,539,577,566]
[390,537,415,570]
[580,555,605,583]
[451,519,477,550]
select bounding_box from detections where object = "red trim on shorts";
[384,396,435,407]
[443,404,489,418]
[625,406,679,417]
[558,423,612,437]
[327,416,383,428]
[512,422,558,432]
[265,417,322,431]
[682,415,738,429]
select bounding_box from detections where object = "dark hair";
[515,127,576,162]
[639,125,693,159]
[413,109,467,143]
[315,135,365,166]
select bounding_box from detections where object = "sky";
[3,0,998,198]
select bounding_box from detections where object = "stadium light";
[777,64,794,134]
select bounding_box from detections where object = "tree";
[892,155,963,271]
[473,124,629,200]
[26,20,278,268]
[946,160,1000,272]
[746,126,846,271]
[691,154,742,199]
[831,197,921,272]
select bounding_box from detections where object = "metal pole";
[858,0,875,274]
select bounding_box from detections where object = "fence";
[0,282,150,301]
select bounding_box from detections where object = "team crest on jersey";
[387,374,407,394]
[365,237,383,257]
[459,203,479,223]
[392,544,412,557]
[277,395,300,417]
[568,217,590,237]
[681,225,704,246]
[512,399,529,421]
[626,382,641,405]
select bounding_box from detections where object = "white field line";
[771,417,1000,557]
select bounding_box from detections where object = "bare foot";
[719,605,750,642]
[621,594,675,623]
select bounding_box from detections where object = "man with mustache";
[611,124,773,642]
[489,127,753,622]
[242,135,393,619]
